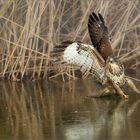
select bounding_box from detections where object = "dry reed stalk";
[0,0,140,81]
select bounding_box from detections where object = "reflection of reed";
[0,80,88,139]
[0,80,140,140]
[0,81,58,139]
[63,98,140,140]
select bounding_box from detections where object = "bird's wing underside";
[52,42,106,82]
[88,12,109,49]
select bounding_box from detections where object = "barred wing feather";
[63,42,107,82]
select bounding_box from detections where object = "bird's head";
[105,56,123,75]
[106,56,116,64]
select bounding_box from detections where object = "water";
[0,79,140,140]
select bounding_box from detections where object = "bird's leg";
[112,83,129,99]
[126,78,140,94]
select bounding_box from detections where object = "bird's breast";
[106,64,125,86]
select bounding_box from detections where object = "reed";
[0,0,140,80]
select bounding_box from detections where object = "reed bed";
[0,0,140,81]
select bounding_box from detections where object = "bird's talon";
[122,94,129,99]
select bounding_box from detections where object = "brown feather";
[88,12,113,60]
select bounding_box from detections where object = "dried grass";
[0,0,140,81]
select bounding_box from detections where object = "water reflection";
[0,79,140,140]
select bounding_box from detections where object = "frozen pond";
[0,79,140,140]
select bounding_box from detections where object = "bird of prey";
[51,12,140,98]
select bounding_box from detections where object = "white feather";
[64,43,97,69]
[63,42,106,83]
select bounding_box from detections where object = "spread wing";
[88,12,109,50]
[52,42,107,83]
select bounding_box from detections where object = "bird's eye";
[110,59,113,63]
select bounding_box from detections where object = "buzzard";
[51,12,140,98]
